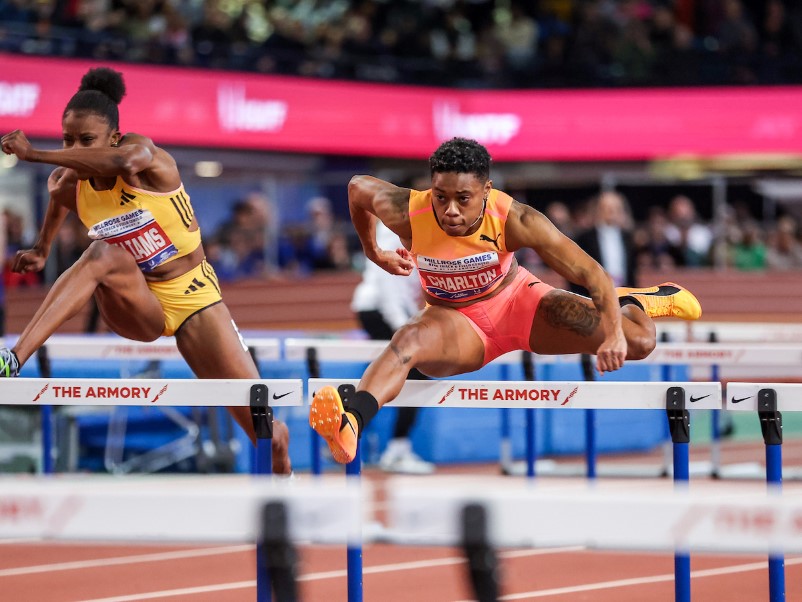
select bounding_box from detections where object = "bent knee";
[80,241,138,272]
[628,333,656,360]
[389,323,427,358]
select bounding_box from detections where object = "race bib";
[417,251,503,301]
[89,209,178,272]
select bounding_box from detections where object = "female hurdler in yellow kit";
[0,67,290,473]
[310,137,702,464]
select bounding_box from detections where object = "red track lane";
[4,442,802,602]
[2,542,802,601]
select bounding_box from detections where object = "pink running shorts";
[455,266,553,365]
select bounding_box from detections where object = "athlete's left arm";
[506,201,626,369]
[0,130,175,186]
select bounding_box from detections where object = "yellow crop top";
[76,177,201,272]
[409,188,515,302]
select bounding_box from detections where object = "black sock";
[619,295,644,311]
[344,390,379,436]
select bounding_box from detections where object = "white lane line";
[0,545,252,578]
[74,547,584,601]
[453,556,802,601]
[76,581,256,602]
[298,547,584,582]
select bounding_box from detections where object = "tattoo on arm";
[541,293,600,337]
[388,188,411,219]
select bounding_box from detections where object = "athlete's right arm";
[12,168,73,274]
[348,175,415,275]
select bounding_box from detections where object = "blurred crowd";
[2,191,359,288]
[5,189,802,292]
[1,0,800,88]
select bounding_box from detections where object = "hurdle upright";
[724,381,802,602]
[309,377,721,602]
[640,342,802,479]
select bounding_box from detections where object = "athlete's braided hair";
[429,138,491,182]
[63,67,126,131]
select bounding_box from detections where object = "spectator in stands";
[633,206,681,270]
[2,0,800,87]
[728,219,767,271]
[766,215,802,270]
[2,209,39,288]
[298,196,352,271]
[213,193,279,281]
[351,221,434,475]
[716,0,759,84]
[570,190,639,380]
[544,201,575,238]
[664,195,713,267]
[571,191,638,293]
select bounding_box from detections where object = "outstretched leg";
[530,282,701,358]
[310,306,484,463]
[12,241,165,366]
[531,289,656,358]
[175,302,291,474]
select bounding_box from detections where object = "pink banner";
[2,54,802,161]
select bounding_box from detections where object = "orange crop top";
[409,188,515,302]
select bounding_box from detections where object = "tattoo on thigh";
[542,294,600,337]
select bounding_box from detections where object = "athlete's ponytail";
[63,67,127,130]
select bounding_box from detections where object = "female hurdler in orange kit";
[310,137,701,463]
[0,67,290,473]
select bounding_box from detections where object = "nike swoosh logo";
[689,394,710,403]
[731,396,751,404]
[272,391,293,400]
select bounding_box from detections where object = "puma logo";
[479,233,502,250]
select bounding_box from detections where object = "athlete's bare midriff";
[423,258,521,309]
[143,244,205,282]
[76,169,206,282]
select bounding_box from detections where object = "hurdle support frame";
[666,386,691,602]
[758,388,785,602]
[250,383,275,602]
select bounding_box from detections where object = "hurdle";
[724,381,802,602]
[284,337,582,476]
[0,474,364,602]
[386,475,802,602]
[0,376,302,602]
[639,343,802,480]
[309,377,721,602]
[3,473,800,602]
[517,342,802,481]
[12,334,281,474]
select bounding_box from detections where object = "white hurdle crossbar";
[34,334,282,362]
[0,378,302,408]
[0,476,363,544]
[309,378,721,410]
[1,377,300,475]
[387,477,802,554]
[0,475,363,602]
[16,335,282,474]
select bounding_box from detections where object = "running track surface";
[3,441,802,602]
